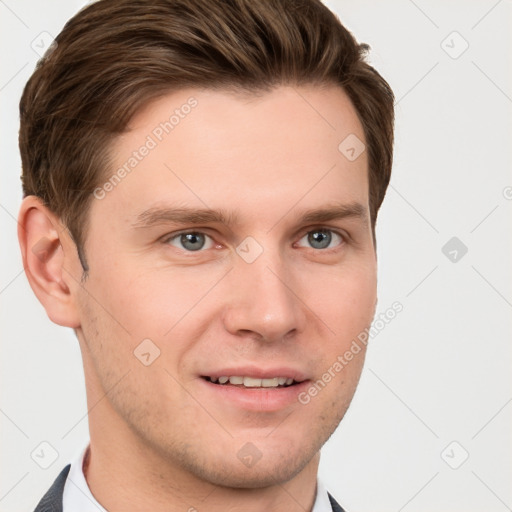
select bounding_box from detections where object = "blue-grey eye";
[298,229,343,250]
[167,232,214,251]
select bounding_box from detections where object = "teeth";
[244,377,262,387]
[209,375,296,387]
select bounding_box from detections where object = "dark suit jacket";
[34,464,346,512]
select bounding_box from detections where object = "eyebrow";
[131,201,368,230]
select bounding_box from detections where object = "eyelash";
[161,227,346,253]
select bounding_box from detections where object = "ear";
[17,195,81,328]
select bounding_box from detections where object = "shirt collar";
[62,442,106,512]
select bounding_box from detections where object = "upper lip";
[201,365,309,382]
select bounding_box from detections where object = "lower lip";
[199,378,310,412]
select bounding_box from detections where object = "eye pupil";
[308,230,331,249]
[181,232,205,251]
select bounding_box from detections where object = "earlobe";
[17,196,81,328]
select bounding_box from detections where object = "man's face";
[70,85,377,487]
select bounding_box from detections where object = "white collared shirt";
[62,442,334,512]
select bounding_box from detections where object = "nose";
[222,248,307,343]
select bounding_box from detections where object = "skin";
[18,85,377,512]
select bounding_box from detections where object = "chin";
[193,451,315,489]
[174,433,323,489]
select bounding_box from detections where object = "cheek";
[306,260,377,339]
[86,258,198,339]
[78,261,227,389]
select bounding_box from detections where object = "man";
[17,0,394,510]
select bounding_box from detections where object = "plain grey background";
[1,1,511,511]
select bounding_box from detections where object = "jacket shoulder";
[328,492,347,512]
[33,464,71,512]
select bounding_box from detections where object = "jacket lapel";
[33,464,70,512]
[328,492,347,512]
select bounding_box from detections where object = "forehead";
[95,85,369,229]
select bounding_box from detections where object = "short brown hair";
[19,0,394,272]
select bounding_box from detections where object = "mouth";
[198,367,310,411]
[202,375,303,388]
